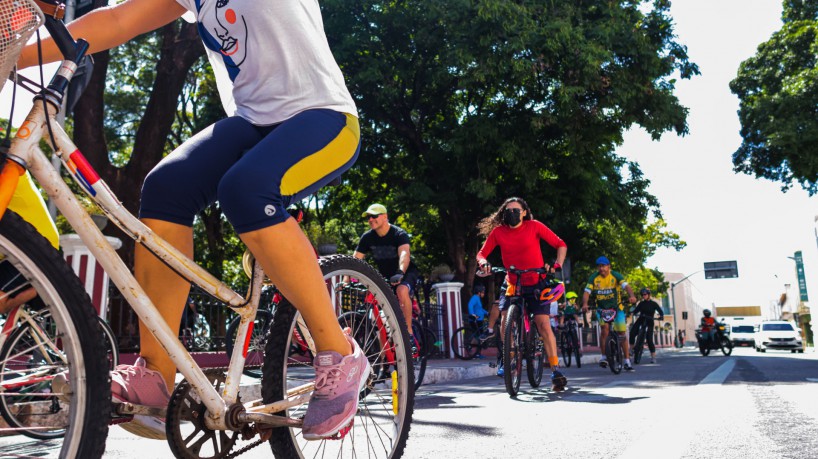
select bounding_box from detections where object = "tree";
[71,18,205,266]
[320,0,697,292]
[730,0,818,194]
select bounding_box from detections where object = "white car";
[754,321,804,353]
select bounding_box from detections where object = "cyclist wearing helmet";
[629,288,664,363]
[581,256,637,371]
[700,309,717,346]
[558,291,580,329]
[476,197,568,390]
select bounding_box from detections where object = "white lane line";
[807,378,818,382]
[699,359,736,385]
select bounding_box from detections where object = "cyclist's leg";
[533,314,558,369]
[227,110,359,356]
[220,109,365,438]
[395,279,415,335]
[614,310,630,362]
[137,116,266,390]
[629,317,641,346]
[487,300,500,336]
[646,323,656,356]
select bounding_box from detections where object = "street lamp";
[670,271,702,347]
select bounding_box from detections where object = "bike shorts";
[140,109,360,234]
[597,308,627,333]
[393,269,419,296]
[502,291,553,316]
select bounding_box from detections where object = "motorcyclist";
[700,309,717,346]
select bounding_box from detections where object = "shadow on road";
[510,386,649,404]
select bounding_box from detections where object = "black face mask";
[502,208,522,226]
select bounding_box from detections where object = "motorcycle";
[695,323,733,356]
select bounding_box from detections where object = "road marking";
[699,359,736,385]
[807,378,818,382]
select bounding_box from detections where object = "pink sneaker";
[302,333,371,440]
[111,357,171,440]
[51,356,170,440]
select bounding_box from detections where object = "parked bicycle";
[451,317,500,360]
[0,304,118,440]
[558,316,581,368]
[0,5,413,457]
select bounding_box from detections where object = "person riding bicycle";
[700,309,717,346]
[475,197,569,391]
[580,256,637,371]
[628,288,664,363]
[467,284,489,330]
[20,0,368,441]
[353,203,421,343]
[558,291,580,329]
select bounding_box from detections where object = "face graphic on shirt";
[211,0,248,67]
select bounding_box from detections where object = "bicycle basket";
[0,0,43,91]
[598,308,617,323]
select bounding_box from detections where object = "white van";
[753,321,804,353]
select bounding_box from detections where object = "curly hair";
[477,197,533,236]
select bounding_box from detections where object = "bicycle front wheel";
[411,318,427,390]
[633,330,645,365]
[262,255,413,458]
[503,304,523,397]
[607,335,622,375]
[450,326,479,360]
[0,211,109,456]
[526,322,544,388]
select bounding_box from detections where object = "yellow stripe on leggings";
[280,114,360,196]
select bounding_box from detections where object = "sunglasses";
[365,214,382,220]
[504,208,522,214]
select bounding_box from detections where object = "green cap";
[362,203,387,217]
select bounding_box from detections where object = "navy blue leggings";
[140,109,359,233]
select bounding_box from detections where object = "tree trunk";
[72,21,204,268]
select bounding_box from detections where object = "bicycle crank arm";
[237,411,303,428]
[114,402,168,418]
[245,392,312,415]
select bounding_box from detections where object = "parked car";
[753,321,804,353]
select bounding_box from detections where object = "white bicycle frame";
[3,86,311,430]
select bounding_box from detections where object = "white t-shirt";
[175,0,357,125]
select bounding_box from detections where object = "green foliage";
[321,0,697,282]
[730,0,818,194]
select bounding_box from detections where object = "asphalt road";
[1,347,816,458]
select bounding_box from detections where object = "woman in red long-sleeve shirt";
[476,197,568,391]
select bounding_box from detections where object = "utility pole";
[670,270,701,347]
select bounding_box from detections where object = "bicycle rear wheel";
[262,255,413,458]
[571,328,581,368]
[450,326,479,360]
[97,315,119,369]
[526,322,544,388]
[0,211,108,456]
[226,309,273,378]
[503,304,523,397]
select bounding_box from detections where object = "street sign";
[794,251,809,302]
[704,260,738,279]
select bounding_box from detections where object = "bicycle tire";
[571,327,581,368]
[0,211,108,456]
[526,322,544,388]
[560,331,572,368]
[262,255,413,458]
[503,304,522,397]
[225,309,273,378]
[423,327,438,359]
[633,328,645,365]
[97,315,119,369]
[411,318,427,390]
[607,335,622,374]
[450,326,479,360]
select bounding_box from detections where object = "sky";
[2,1,815,319]
[616,0,818,317]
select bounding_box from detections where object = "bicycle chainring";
[166,369,242,459]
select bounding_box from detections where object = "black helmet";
[703,309,711,317]
[473,285,486,294]
[640,288,651,296]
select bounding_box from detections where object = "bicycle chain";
[166,367,273,459]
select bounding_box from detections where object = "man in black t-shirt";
[354,203,420,337]
[629,288,664,363]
